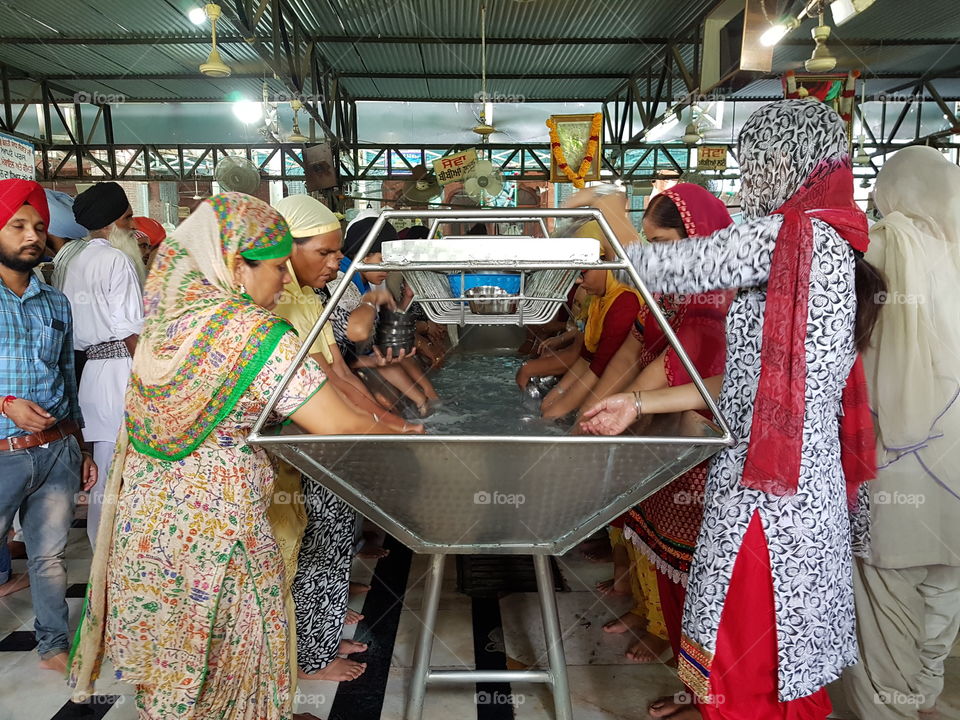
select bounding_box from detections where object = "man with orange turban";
[0,179,97,672]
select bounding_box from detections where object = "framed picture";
[782,71,859,144]
[547,113,602,185]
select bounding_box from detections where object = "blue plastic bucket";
[448,273,521,296]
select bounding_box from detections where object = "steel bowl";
[464,285,519,315]
[376,307,417,354]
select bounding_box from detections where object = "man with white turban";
[61,182,144,547]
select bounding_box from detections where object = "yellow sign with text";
[697,145,728,172]
[433,149,478,185]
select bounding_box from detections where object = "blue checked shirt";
[0,274,83,438]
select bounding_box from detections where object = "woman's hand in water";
[515,364,533,391]
[579,393,639,435]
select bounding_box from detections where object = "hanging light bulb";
[760,16,801,47]
[855,146,871,166]
[805,12,837,72]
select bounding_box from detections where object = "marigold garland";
[546,113,602,188]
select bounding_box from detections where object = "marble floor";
[0,524,958,720]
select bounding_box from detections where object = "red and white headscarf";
[736,100,875,501]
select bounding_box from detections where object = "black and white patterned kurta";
[622,100,860,701]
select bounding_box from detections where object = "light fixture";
[830,0,876,26]
[188,6,207,24]
[804,13,837,72]
[199,3,232,78]
[287,99,308,143]
[232,99,262,124]
[682,121,702,146]
[859,177,872,189]
[760,16,801,47]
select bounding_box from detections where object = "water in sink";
[425,353,571,436]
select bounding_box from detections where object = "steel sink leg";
[534,555,573,720]
[405,553,445,720]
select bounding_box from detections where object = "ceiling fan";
[458,4,526,143]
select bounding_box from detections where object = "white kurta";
[60,239,143,443]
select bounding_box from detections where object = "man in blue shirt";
[0,179,97,673]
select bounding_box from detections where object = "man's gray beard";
[108,226,147,285]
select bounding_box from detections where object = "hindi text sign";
[433,149,478,186]
[697,145,728,172]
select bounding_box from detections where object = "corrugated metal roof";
[343,75,622,101]
[0,0,199,38]
[298,0,710,39]
[0,0,956,104]
[731,76,960,101]
[772,38,960,77]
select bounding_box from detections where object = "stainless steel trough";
[249,208,735,720]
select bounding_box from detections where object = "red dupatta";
[641,184,735,386]
[741,161,875,501]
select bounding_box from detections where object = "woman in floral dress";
[69,193,397,719]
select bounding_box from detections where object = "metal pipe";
[406,554,445,720]
[249,433,731,446]
[535,555,573,720]
[427,669,551,684]
[355,261,628,271]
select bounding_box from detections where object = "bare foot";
[0,573,30,597]
[595,578,630,597]
[626,632,673,663]
[349,582,371,596]
[345,608,364,625]
[39,652,69,672]
[603,611,645,635]
[298,657,367,682]
[648,695,701,718]
[340,638,368,655]
[919,709,940,719]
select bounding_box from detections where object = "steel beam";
[1,34,696,46]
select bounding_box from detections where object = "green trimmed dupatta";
[68,193,294,699]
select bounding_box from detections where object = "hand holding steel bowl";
[374,306,417,358]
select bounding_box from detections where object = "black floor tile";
[0,630,36,651]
